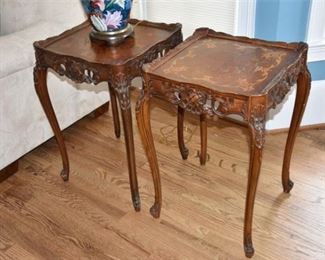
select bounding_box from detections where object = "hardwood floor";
[0,90,324,260]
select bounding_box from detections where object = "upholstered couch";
[0,0,109,171]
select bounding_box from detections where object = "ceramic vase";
[81,0,133,45]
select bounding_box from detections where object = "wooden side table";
[33,19,182,211]
[136,28,311,257]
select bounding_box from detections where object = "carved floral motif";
[111,72,131,110]
[249,104,266,149]
[147,80,247,119]
[269,54,306,108]
[54,59,101,84]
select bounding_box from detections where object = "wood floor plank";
[0,90,324,259]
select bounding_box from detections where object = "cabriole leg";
[244,114,265,258]
[177,106,189,160]
[200,113,208,165]
[113,81,140,211]
[282,69,311,193]
[34,66,70,181]
[109,83,121,138]
[136,92,162,218]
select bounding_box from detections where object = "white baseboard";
[308,44,325,62]
[266,80,325,130]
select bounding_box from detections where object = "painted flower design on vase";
[81,0,133,32]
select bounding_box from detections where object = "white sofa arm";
[0,0,42,35]
[0,21,67,78]
[39,0,86,29]
[0,0,86,36]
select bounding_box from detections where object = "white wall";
[132,0,236,37]
[266,80,325,130]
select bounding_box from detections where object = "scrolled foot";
[181,148,189,160]
[60,169,69,182]
[283,179,294,193]
[196,150,208,165]
[133,195,141,212]
[199,153,208,166]
[115,130,121,139]
[150,202,161,218]
[244,241,255,258]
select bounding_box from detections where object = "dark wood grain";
[0,161,18,183]
[136,29,311,257]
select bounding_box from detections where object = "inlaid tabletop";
[146,29,305,96]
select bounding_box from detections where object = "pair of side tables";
[33,19,310,258]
